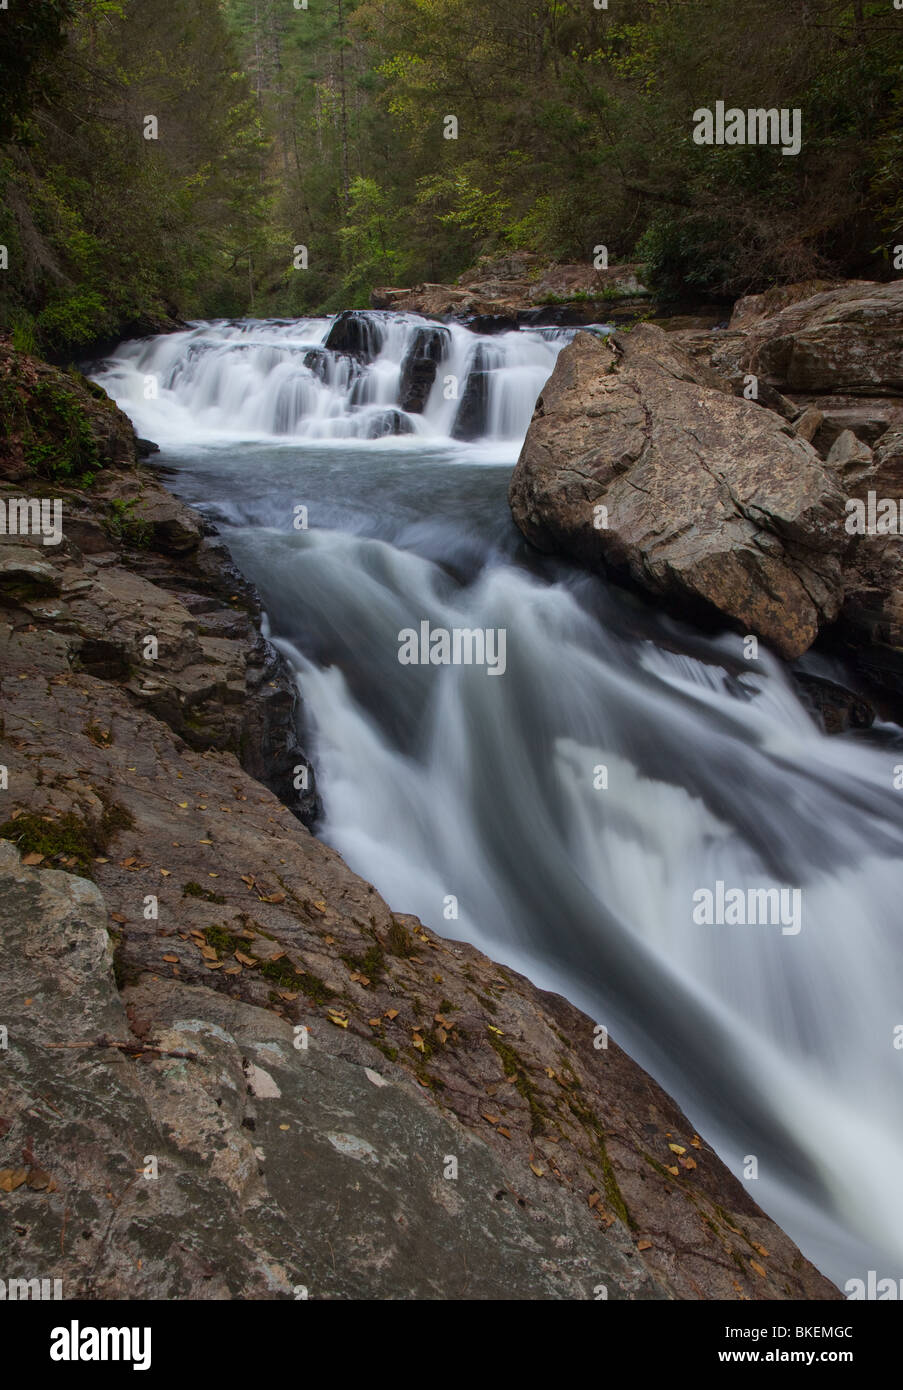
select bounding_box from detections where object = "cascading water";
[92,312,903,1290]
[96,311,568,446]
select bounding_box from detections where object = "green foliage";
[106,497,152,548]
[0,0,270,353]
[0,364,101,484]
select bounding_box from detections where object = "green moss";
[487,1031,547,1137]
[386,916,415,957]
[0,367,102,485]
[182,880,226,904]
[438,999,456,1014]
[0,801,133,876]
[567,1094,634,1229]
[106,497,151,548]
[372,1040,398,1063]
[341,941,385,981]
[202,925,334,1003]
[82,720,113,747]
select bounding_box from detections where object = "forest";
[0,0,900,356]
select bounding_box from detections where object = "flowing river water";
[92,312,903,1291]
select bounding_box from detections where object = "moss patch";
[202,925,335,1003]
[182,880,226,904]
[0,801,134,876]
[487,1031,547,1137]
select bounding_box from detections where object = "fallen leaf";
[234,951,257,967]
[384,1008,399,1020]
[750,1260,767,1279]
[177,802,188,809]
[691,1135,702,1148]
[497,1127,511,1139]
[311,900,327,914]
[680,1156,697,1170]
[0,1168,29,1192]
[368,1018,381,1028]
[25,1166,56,1192]
[487,1025,503,1035]
[205,961,224,971]
[637,1239,653,1252]
[481,1113,499,1125]
[110,913,127,925]
[530,1163,545,1177]
[435,1027,448,1045]
[752,1243,769,1258]
[588,1191,601,1208]
[665,1165,679,1176]
[22,853,44,866]
[668,1143,686,1155]
[162,954,179,964]
[279,1124,290,1131]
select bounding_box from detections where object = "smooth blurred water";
[93,316,903,1290]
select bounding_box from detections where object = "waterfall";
[92,311,574,446]
[92,312,903,1290]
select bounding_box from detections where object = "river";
[91,311,903,1290]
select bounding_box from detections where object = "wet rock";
[364,409,414,439]
[324,311,386,363]
[452,371,490,441]
[398,326,450,413]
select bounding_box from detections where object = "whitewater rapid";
[92,314,903,1289]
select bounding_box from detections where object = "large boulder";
[509,325,849,658]
[735,281,903,396]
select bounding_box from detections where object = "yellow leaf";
[385,1008,399,1020]
[750,1260,767,1279]
[0,1168,28,1193]
[177,802,188,809]
[487,1025,503,1035]
[668,1143,686,1155]
[530,1163,545,1177]
[665,1165,679,1176]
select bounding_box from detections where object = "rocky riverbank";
[0,343,838,1300]
[372,251,655,328]
[509,279,903,719]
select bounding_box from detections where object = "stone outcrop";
[731,281,903,396]
[509,325,848,659]
[372,254,651,326]
[0,346,837,1300]
[510,280,903,693]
